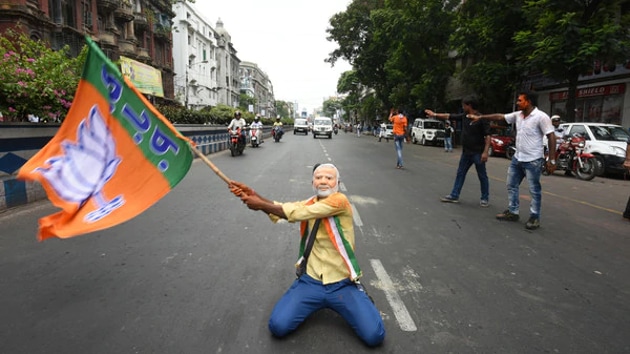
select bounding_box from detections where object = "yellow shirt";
[270,192,356,284]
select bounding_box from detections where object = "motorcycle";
[250,126,263,148]
[542,132,597,181]
[333,125,339,135]
[505,141,516,160]
[271,126,284,142]
[228,127,245,156]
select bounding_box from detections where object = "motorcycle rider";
[546,115,569,175]
[544,115,564,150]
[227,110,247,145]
[272,116,284,139]
[251,114,264,143]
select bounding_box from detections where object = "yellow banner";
[119,56,164,98]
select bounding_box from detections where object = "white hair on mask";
[312,163,340,197]
[313,163,340,181]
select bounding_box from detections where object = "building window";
[62,0,76,27]
[82,0,92,28]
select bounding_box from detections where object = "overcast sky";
[193,0,353,114]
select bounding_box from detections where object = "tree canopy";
[326,0,630,122]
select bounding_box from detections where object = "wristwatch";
[550,160,556,165]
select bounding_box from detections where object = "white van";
[411,118,445,146]
[294,118,309,135]
[312,117,333,139]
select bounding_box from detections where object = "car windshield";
[425,121,444,129]
[314,119,331,126]
[588,125,630,142]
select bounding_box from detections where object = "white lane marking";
[318,140,332,161]
[370,259,417,332]
[339,182,347,192]
[351,203,363,227]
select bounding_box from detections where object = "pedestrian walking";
[469,91,557,230]
[444,121,454,152]
[228,163,386,347]
[425,95,491,207]
[378,121,389,142]
[388,108,408,169]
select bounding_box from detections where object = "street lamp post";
[184,60,207,109]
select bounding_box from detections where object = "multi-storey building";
[1,0,275,113]
[171,1,240,110]
[0,0,176,104]
[239,61,275,118]
[213,18,241,110]
[172,1,218,110]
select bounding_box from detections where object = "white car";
[559,122,629,175]
[312,117,333,139]
[385,124,394,138]
[411,118,445,146]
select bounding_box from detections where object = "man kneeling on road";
[228,163,385,347]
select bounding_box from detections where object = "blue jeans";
[394,134,405,166]
[269,274,385,347]
[444,137,452,151]
[506,157,544,219]
[449,152,489,201]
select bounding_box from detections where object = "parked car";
[488,124,515,158]
[559,122,629,175]
[293,118,309,135]
[384,124,394,138]
[312,117,333,139]
[411,118,445,146]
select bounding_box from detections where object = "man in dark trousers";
[425,95,492,207]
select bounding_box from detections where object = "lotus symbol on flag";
[36,105,125,222]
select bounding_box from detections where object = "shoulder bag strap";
[296,219,321,277]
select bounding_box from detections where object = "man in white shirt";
[469,92,556,230]
[250,115,264,143]
[227,111,247,145]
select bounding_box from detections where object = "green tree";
[370,0,456,114]
[337,70,362,122]
[275,100,290,118]
[449,0,526,112]
[514,0,630,121]
[238,93,256,113]
[327,0,456,115]
[322,97,343,119]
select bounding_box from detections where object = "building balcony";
[114,5,135,22]
[97,0,119,12]
[118,39,136,56]
[98,32,116,46]
[153,25,171,41]
[133,12,148,31]
[137,47,150,60]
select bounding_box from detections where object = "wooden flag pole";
[191,145,232,184]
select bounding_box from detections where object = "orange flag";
[18,37,194,241]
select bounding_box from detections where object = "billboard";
[119,56,164,98]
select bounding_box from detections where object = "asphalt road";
[1,130,629,353]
